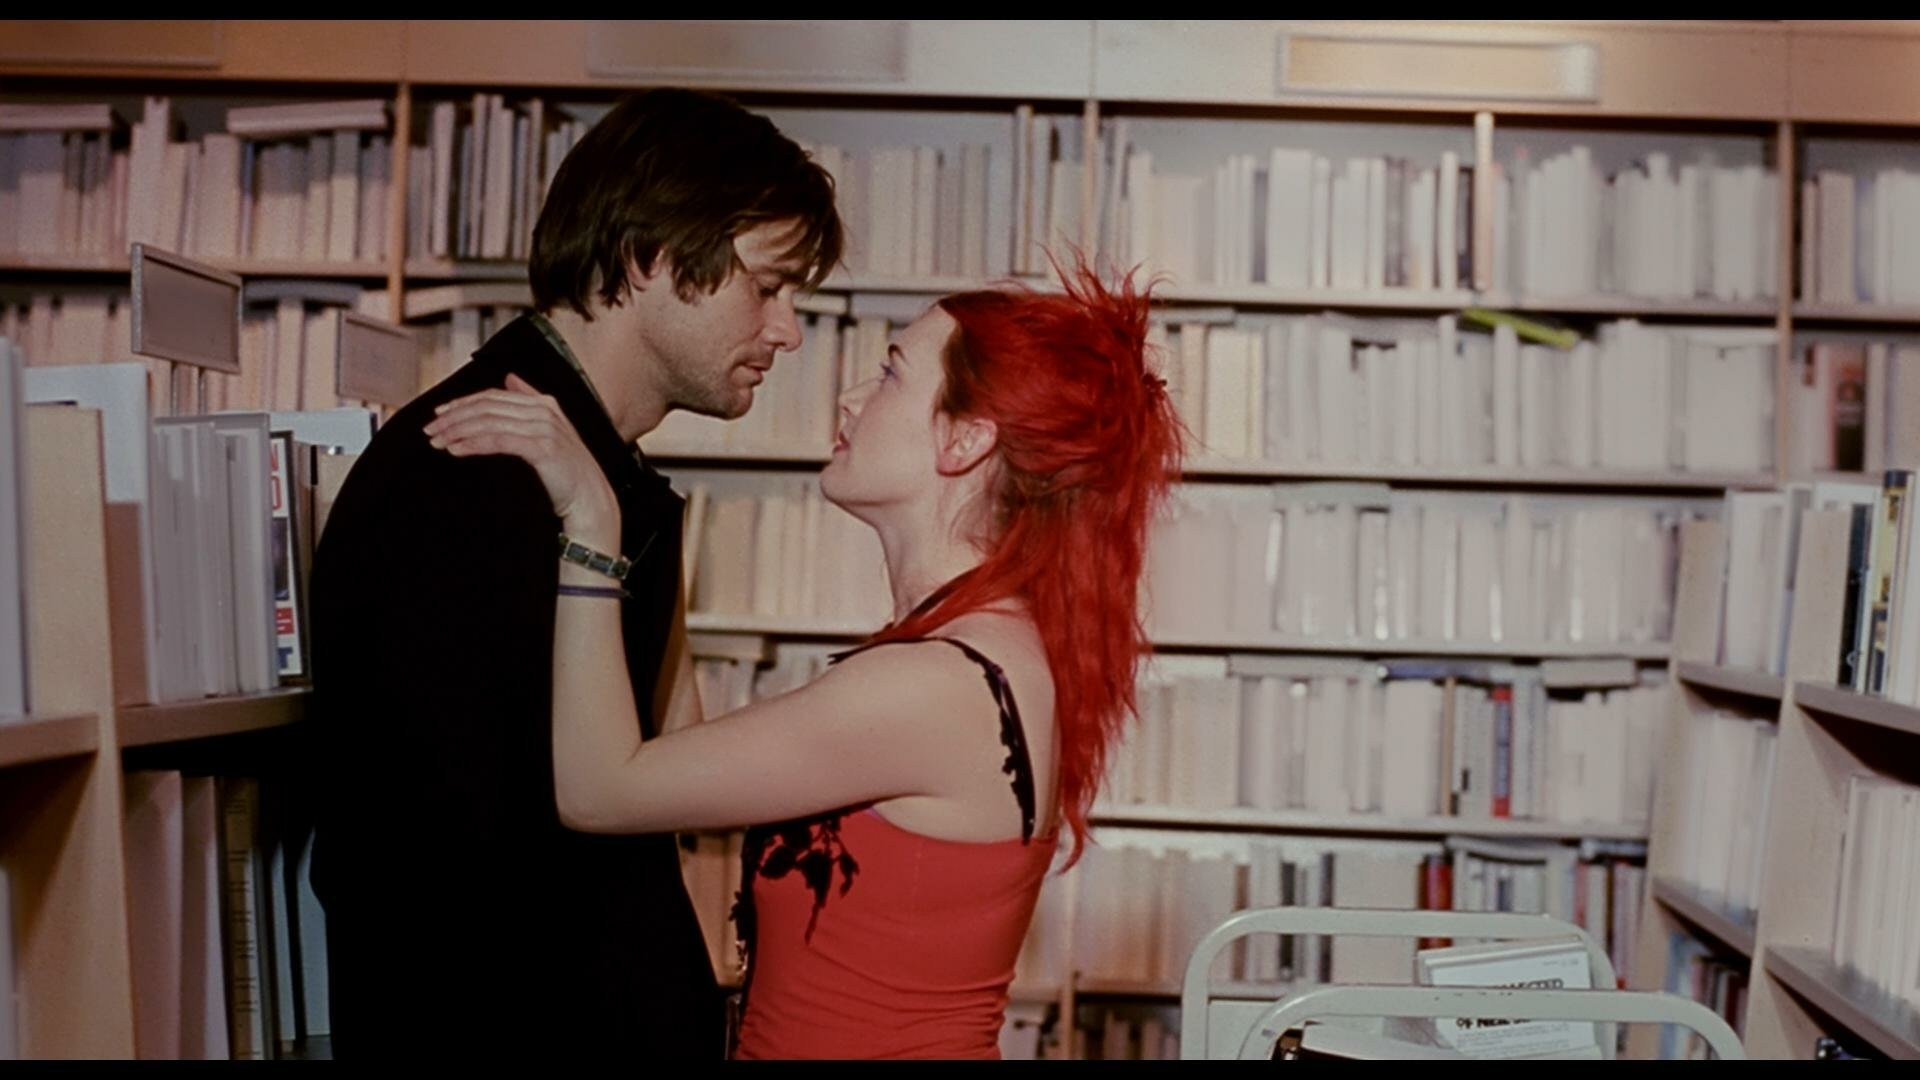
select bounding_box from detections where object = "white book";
[1418,937,1601,1058]
[1364,156,1387,292]
[195,134,243,259]
[1491,324,1520,467]
[294,134,330,260]
[124,771,185,1058]
[0,343,24,719]
[326,130,360,263]
[1310,156,1333,290]
[1436,152,1459,292]
[961,143,990,279]
[1266,148,1313,289]
[211,415,277,693]
[1329,159,1365,291]
[1203,328,1253,459]
[428,101,456,258]
[23,363,161,705]
[358,135,389,263]
[1420,505,1460,641]
[226,99,387,138]
[179,776,229,1059]
[912,145,939,278]
[125,97,172,251]
[481,95,514,260]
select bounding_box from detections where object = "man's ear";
[936,414,999,476]
[624,248,669,295]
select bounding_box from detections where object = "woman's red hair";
[869,260,1185,864]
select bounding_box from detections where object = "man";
[306,87,842,1058]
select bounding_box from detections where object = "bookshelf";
[115,688,308,749]
[1652,876,1760,961]
[0,715,100,769]
[1793,681,1920,739]
[1089,804,1648,843]
[1673,662,1788,703]
[7,17,1920,1061]
[1760,947,1920,1060]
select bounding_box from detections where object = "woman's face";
[819,306,956,517]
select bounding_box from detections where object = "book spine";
[1491,685,1513,818]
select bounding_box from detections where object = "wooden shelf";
[655,448,1764,492]
[0,714,99,769]
[684,615,1672,661]
[1150,631,1670,661]
[388,258,1784,326]
[1651,876,1757,959]
[1075,976,1294,1001]
[116,688,309,749]
[646,442,830,465]
[1793,301,1920,325]
[684,613,879,638]
[1792,682,1920,740]
[1010,983,1064,1005]
[1764,946,1920,1060]
[1181,458,1769,491]
[1091,803,1649,842]
[1675,661,1786,703]
[1480,292,1778,319]
[0,253,389,279]
[1154,283,1473,312]
[403,258,527,281]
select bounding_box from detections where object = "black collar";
[468,314,669,508]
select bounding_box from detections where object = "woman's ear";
[936,414,999,476]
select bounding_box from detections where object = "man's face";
[636,219,810,422]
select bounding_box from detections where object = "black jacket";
[306,315,721,1058]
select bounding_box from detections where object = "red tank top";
[732,637,1056,1060]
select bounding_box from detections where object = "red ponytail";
[871,260,1185,864]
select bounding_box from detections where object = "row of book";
[1801,167,1920,306]
[677,474,893,627]
[805,141,1000,280]
[1812,473,1920,702]
[407,95,587,264]
[1147,486,1689,648]
[1156,315,1776,474]
[1666,710,1777,918]
[0,98,394,265]
[122,770,326,1059]
[1660,934,1749,1060]
[1717,480,1918,683]
[1103,656,1662,829]
[1,283,384,418]
[1489,148,1777,303]
[1094,125,1779,304]
[1077,1006,1178,1061]
[1790,340,1920,478]
[1831,773,1920,1013]
[646,312,861,454]
[15,358,368,705]
[1031,829,1644,992]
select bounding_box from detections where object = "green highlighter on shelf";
[1460,308,1581,350]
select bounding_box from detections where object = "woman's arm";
[425,378,981,833]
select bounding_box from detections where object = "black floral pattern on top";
[730,574,1041,994]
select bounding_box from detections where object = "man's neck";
[540,305,666,442]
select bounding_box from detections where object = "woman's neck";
[877,523,983,625]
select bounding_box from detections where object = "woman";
[422,263,1183,1058]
